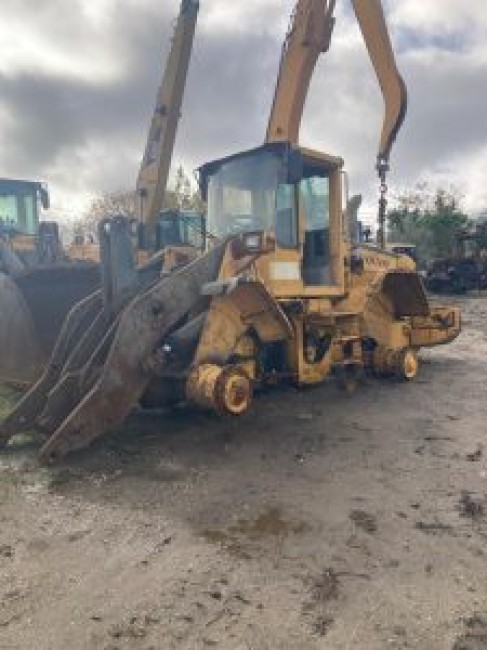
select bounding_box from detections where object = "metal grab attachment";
[0,217,149,451]
[36,242,225,464]
[0,216,226,462]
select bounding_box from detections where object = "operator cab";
[0,179,49,237]
[198,142,345,297]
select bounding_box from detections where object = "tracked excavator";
[0,0,461,462]
[0,0,200,387]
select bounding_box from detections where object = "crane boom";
[351,0,407,169]
[266,0,336,144]
[136,0,199,238]
[266,0,407,169]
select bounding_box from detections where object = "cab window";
[275,184,298,248]
[300,176,331,285]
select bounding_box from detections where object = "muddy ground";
[1,297,487,649]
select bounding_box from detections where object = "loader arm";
[136,0,199,240]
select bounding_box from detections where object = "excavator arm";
[136,0,199,241]
[266,0,407,170]
[351,0,407,169]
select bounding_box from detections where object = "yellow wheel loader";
[0,0,461,462]
[0,179,100,385]
[0,144,460,462]
[0,0,200,387]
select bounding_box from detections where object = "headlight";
[231,231,275,259]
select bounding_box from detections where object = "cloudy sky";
[1,0,486,223]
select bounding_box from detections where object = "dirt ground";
[1,296,487,649]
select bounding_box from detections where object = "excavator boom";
[266,0,336,144]
[136,0,199,240]
[266,0,407,170]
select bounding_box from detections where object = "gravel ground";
[0,296,486,649]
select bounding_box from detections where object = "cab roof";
[0,178,47,195]
[197,141,344,198]
[198,142,343,176]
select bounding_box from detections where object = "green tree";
[387,184,469,265]
[422,189,469,257]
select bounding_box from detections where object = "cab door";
[300,175,331,286]
[299,166,345,295]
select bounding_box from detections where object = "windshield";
[157,211,204,250]
[207,151,283,238]
[0,190,38,235]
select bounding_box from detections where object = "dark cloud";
[1,73,89,170]
[0,0,287,208]
[0,0,486,216]
[392,52,487,181]
[0,2,175,183]
[177,31,281,164]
